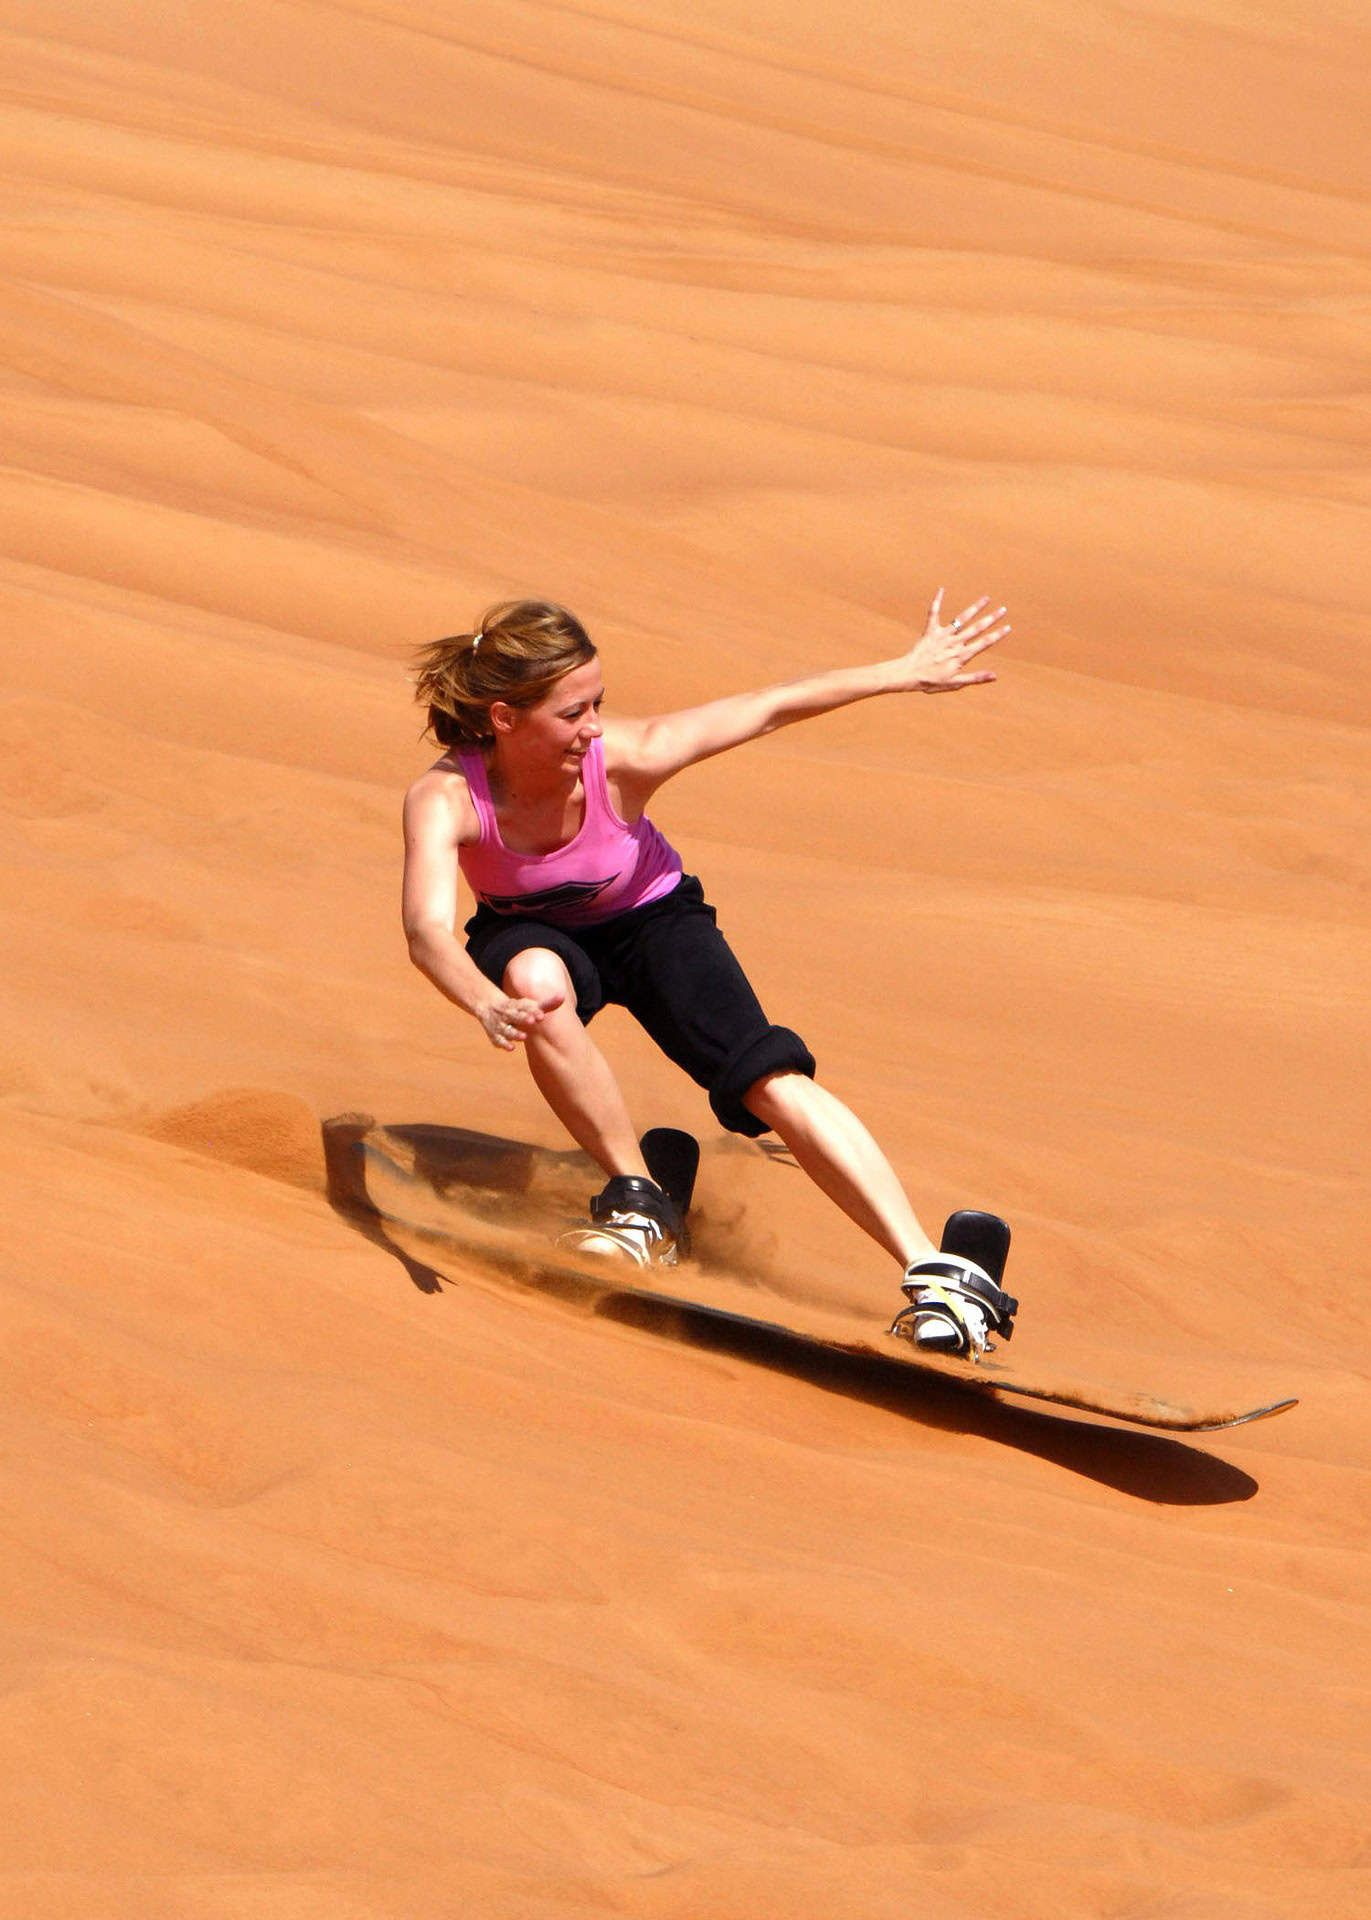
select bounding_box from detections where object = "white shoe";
[557,1175,681,1270]
[911,1288,990,1354]
[893,1253,1011,1360]
[560,1209,675,1269]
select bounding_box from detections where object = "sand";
[2,2,1368,1914]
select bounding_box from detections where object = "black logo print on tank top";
[481,874,622,916]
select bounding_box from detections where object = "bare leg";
[743,1072,936,1269]
[504,951,649,1181]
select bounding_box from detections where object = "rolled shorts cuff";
[709,1025,816,1137]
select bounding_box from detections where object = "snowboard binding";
[556,1129,699,1270]
[889,1209,1018,1362]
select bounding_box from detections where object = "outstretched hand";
[895,588,1009,693]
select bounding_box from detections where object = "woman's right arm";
[401,779,558,1050]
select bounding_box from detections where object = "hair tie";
[470,631,483,653]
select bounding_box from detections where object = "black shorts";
[464,875,815,1137]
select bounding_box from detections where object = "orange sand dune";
[2,3,1368,1914]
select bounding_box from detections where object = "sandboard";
[334,1121,1297,1436]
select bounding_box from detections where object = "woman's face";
[497,657,604,772]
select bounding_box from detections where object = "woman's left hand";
[894,588,1009,693]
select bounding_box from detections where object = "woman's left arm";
[608,589,1007,800]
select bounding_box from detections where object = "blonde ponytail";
[413,600,595,747]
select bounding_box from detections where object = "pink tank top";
[457,738,682,927]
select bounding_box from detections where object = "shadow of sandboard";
[324,1117,1297,1437]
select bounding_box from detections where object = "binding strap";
[892,1253,1020,1360]
[590,1174,681,1239]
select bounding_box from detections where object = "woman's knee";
[502,946,573,1003]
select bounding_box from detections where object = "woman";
[402,594,1017,1356]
